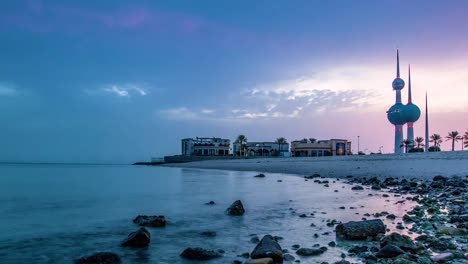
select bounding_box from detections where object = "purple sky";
[1,0,468,162]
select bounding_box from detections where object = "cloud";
[0,83,18,96]
[86,83,149,98]
[159,107,199,120]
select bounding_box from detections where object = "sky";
[1,0,468,163]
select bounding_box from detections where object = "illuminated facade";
[291,138,351,157]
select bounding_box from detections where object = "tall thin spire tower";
[405,65,420,150]
[425,92,429,152]
[386,50,406,154]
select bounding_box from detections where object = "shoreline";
[162,151,468,181]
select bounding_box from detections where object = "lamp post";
[379,146,383,154]
[357,136,360,154]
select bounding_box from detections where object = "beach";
[163,151,468,180]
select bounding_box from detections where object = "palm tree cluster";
[403,130,468,152]
[235,135,248,156]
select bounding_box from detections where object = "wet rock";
[226,200,245,216]
[133,215,166,227]
[431,252,454,263]
[351,185,364,191]
[305,173,321,179]
[428,238,457,251]
[433,175,447,182]
[375,244,405,258]
[328,241,336,247]
[348,245,368,254]
[380,232,417,253]
[121,227,150,248]
[240,252,250,258]
[296,247,326,256]
[205,201,216,205]
[283,253,295,261]
[75,252,121,264]
[250,236,260,243]
[201,231,217,237]
[335,219,385,240]
[254,173,266,178]
[386,214,396,220]
[180,247,222,260]
[245,258,274,264]
[251,235,283,263]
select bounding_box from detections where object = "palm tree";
[235,135,247,156]
[415,137,424,149]
[275,137,288,156]
[430,134,442,147]
[400,139,412,153]
[463,130,468,150]
[445,131,459,151]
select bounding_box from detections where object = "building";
[386,50,421,154]
[181,137,230,156]
[233,141,289,156]
[291,138,351,157]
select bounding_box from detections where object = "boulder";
[180,247,222,260]
[295,247,326,256]
[380,233,417,253]
[376,244,405,258]
[75,252,121,264]
[121,227,151,248]
[251,235,283,263]
[245,258,274,264]
[351,185,364,190]
[335,219,385,240]
[226,200,245,216]
[254,173,266,178]
[431,253,454,263]
[133,215,166,227]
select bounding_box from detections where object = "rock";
[433,175,447,182]
[296,247,326,256]
[121,227,150,248]
[250,236,260,243]
[436,226,467,236]
[380,233,417,253]
[226,200,245,216]
[201,231,217,237]
[328,241,336,247]
[180,247,222,260]
[375,244,405,258]
[351,185,364,190]
[348,245,368,254]
[305,174,321,179]
[254,173,266,178]
[205,201,216,205]
[245,258,274,264]
[333,261,350,264]
[133,215,166,227]
[386,214,396,220]
[335,219,385,240]
[431,253,454,263]
[283,253,295,261]
[240,252,250,258]
[75,252,121,264]
[251,235,283,263]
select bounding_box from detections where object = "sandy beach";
[164,151,468,180]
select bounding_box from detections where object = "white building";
[291,138,351,157]
[233,141,289,156]
[181,137,230,156]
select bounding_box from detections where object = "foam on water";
[0,164,417,263]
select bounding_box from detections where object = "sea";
[0,164,417,263]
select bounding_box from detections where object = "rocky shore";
[73,170,467,264]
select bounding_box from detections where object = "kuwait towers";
[386,50,421,154]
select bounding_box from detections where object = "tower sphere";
[387,103,406,125]
[402,103,421,123]
[392,78,405,90]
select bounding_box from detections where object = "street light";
[357,136,360,154]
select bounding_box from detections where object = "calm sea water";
[0,164,416,264]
